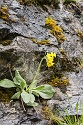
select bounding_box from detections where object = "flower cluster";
[46,52,56,67]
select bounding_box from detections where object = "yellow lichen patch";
[1,6,9,13]
[76,30,83,39]
[0,5,9,21]
[51,25,63,33]
[80,61,83,69]
[45,17,66,44]
[0,6,17,22]
[48,77,69,86]
[57,33,66,43]
[45,17,56,28]
[31,38,50,45]
[42,106,64,124]
[40,40,50,45]
[1,14,9,20]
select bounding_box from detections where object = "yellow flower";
[46,52,56,58]
[46,52,56,67]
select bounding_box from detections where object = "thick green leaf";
[16,88,20,92]
[13,77,20,86]
[28,80,37,92]
[21,91,30,103]
[32,84,55,99]
[11,91,21,99]
[21,91,35,104]
[32,91,39,97]
[20,82,27,90]
[0,79,16,88]
[76,102,78,112]
[29,93,35,103]
[13,70,26,87]
[27,102,38,106]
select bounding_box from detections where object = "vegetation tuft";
[0,53,56,107]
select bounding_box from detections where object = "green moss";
[17,0,36,5]
[42,106,64,124]
[0,88,15,103]
[48,77,69,87]
[1,40,12,46]
[18,0,60,7]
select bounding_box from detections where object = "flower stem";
[28,57,45,92]
[33,57,45,82]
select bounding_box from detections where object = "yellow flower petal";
[46,52,56,67]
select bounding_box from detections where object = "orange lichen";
[45,17,66,44]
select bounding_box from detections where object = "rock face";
[0,101,48,125]
[0,0,83,124]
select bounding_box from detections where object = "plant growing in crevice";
[42,105,64,124]
[0,52,56,107]
[60,102,83,125]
